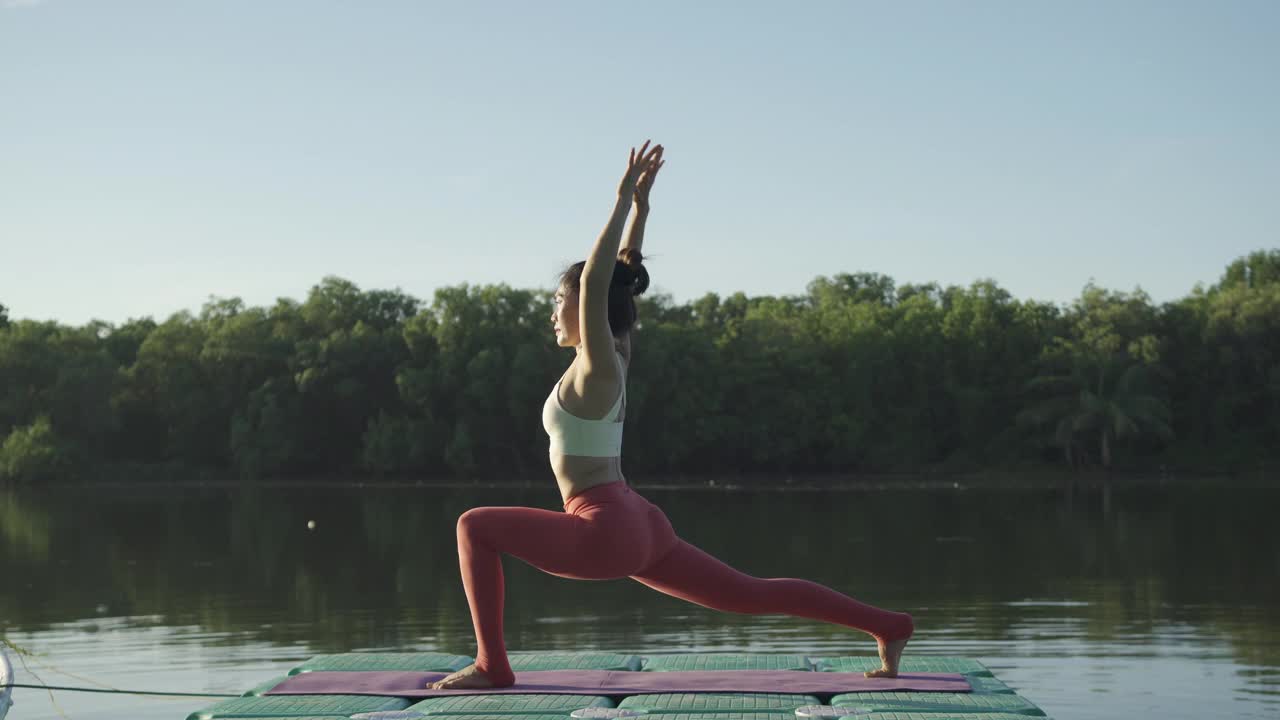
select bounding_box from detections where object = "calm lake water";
[2,481,1278,720]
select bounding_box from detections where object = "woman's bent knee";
[456,506,492,540]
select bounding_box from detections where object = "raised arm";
[621,206,648,256]
[579,141,663,376]
[622,147,664,255]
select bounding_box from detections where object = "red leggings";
[455,480,913,687]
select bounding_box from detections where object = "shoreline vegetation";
[37,467,1280,492]
[2,250,1278,487]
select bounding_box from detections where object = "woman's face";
[551,284,580,348]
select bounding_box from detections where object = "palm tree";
[1018,354,1174,469]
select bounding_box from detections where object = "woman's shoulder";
[571,345,627,385]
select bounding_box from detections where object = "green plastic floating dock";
[640,655,812,672]
[188,652,1046,720]
[618,693,820,712]
[813,658,993,677]
[290,654,476,676]
[831,693,1042,717]
[188,694,410,720]
[410,693,613,715]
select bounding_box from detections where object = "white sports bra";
[541,351,626,457]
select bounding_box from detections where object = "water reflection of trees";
[0,491,50,562]
[0,487,1276,670]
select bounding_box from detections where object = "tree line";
[1,250,1277,484]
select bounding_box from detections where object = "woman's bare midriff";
[554,454,625,506]
[554,346,628,506]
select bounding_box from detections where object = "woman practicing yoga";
[429,141,914,690]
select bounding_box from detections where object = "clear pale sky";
[2,0,1277,325]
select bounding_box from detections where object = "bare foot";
[427,663,496,690]
[864,635,910,679]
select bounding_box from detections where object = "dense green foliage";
[1,251,1277,483]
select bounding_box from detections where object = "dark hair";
[558,248,650,337]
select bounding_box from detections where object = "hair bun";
[618,247,643,269]
[616,248,650,297]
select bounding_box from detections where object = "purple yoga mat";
[265,669,971,697]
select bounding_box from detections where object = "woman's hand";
[618,140,663,198]
[633,146,665,211]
